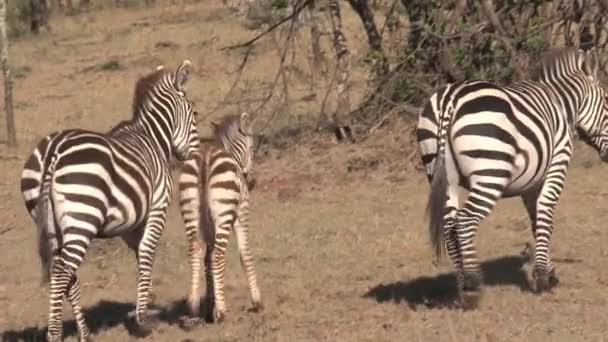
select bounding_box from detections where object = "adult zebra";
[178,113,262,326]
[20,60,200,341]
[416,48,608,309]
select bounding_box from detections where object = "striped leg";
[455,178,508,309]
[132,210,167,337]
[525,158,569,292]
[210,214,234,322]
[66,275,91,342]
[47,237,91,342]
[180,186,203,319]
[234,202,263,312]
[443,193,462,292]
[203,242,215,322]
[186,235,203,317]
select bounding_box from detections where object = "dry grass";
[1,2,608,342]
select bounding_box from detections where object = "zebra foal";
[416,48,608,309]
[20,61,200,341]
[178,112,263,325]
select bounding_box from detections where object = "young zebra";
[20,61,200,341]
[416,48,608,309]
[178,112,262,325]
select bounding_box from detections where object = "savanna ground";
[1,1,608,341]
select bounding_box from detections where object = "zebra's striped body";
[416,48,608,308]
[20,61,199,341]
[178,112,262,325]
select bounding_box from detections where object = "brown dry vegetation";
[1,1,608,342]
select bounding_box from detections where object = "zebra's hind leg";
[522,175,564,293]
[131,214,168,338]
[442,187,463,306]
[46,240,91,342]
[442,206,462,304]
[234,207,263,312]
[202,242,216,323]
[66,274,92,342]
[455,180,506,309]
[210,218,233,323]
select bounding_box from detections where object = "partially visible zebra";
[178,112,263,325]
[416,48,608,309]
[20,61,200,341]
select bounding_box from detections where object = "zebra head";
[211,112,260,175]
[572,50,608,161]
[166,60,200,161]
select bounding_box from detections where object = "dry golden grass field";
[0,1,608,341]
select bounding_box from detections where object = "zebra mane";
[531,48,585,81]
[132,68,170,117]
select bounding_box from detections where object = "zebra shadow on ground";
[1,299,194,342]
[364,254,533,309]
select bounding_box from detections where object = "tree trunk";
[346,0,388,76]
[0,0,16,147]
[307,0,325,87]
[328,0,354,142]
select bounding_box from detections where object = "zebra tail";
[427,151,448,259]
[36,160,57,285]
[427,97,453,260]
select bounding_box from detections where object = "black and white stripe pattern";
[20,61,200,341]
[178,112,262,325]
[416,48,608,308]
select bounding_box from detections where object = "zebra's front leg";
[131,211,168,338]
[234,206,263,312]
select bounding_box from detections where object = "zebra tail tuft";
[427,152,448,259]
[36,166,56,285]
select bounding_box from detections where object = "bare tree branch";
[220,0,312,51]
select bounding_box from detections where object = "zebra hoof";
[532,268,559,294]
[462,272,483,293]
[213,308,226,323]
[46,333,63,342]
[128,317,157,338]
[202,297,215,323]
[178,316,204,331]
[459,290,481,310]
[249,301,264,313]
[79,335,94,342]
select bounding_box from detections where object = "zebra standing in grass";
[416,48,608,309]
[20,61,199,341]
[178,112,263,325]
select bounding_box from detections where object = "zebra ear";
[584,49,599,79]
[175,60,193,92]
[240,112,252,134]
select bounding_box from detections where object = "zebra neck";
[135,110,173,163]
[539,77,579,128]
[227,145,246,172]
